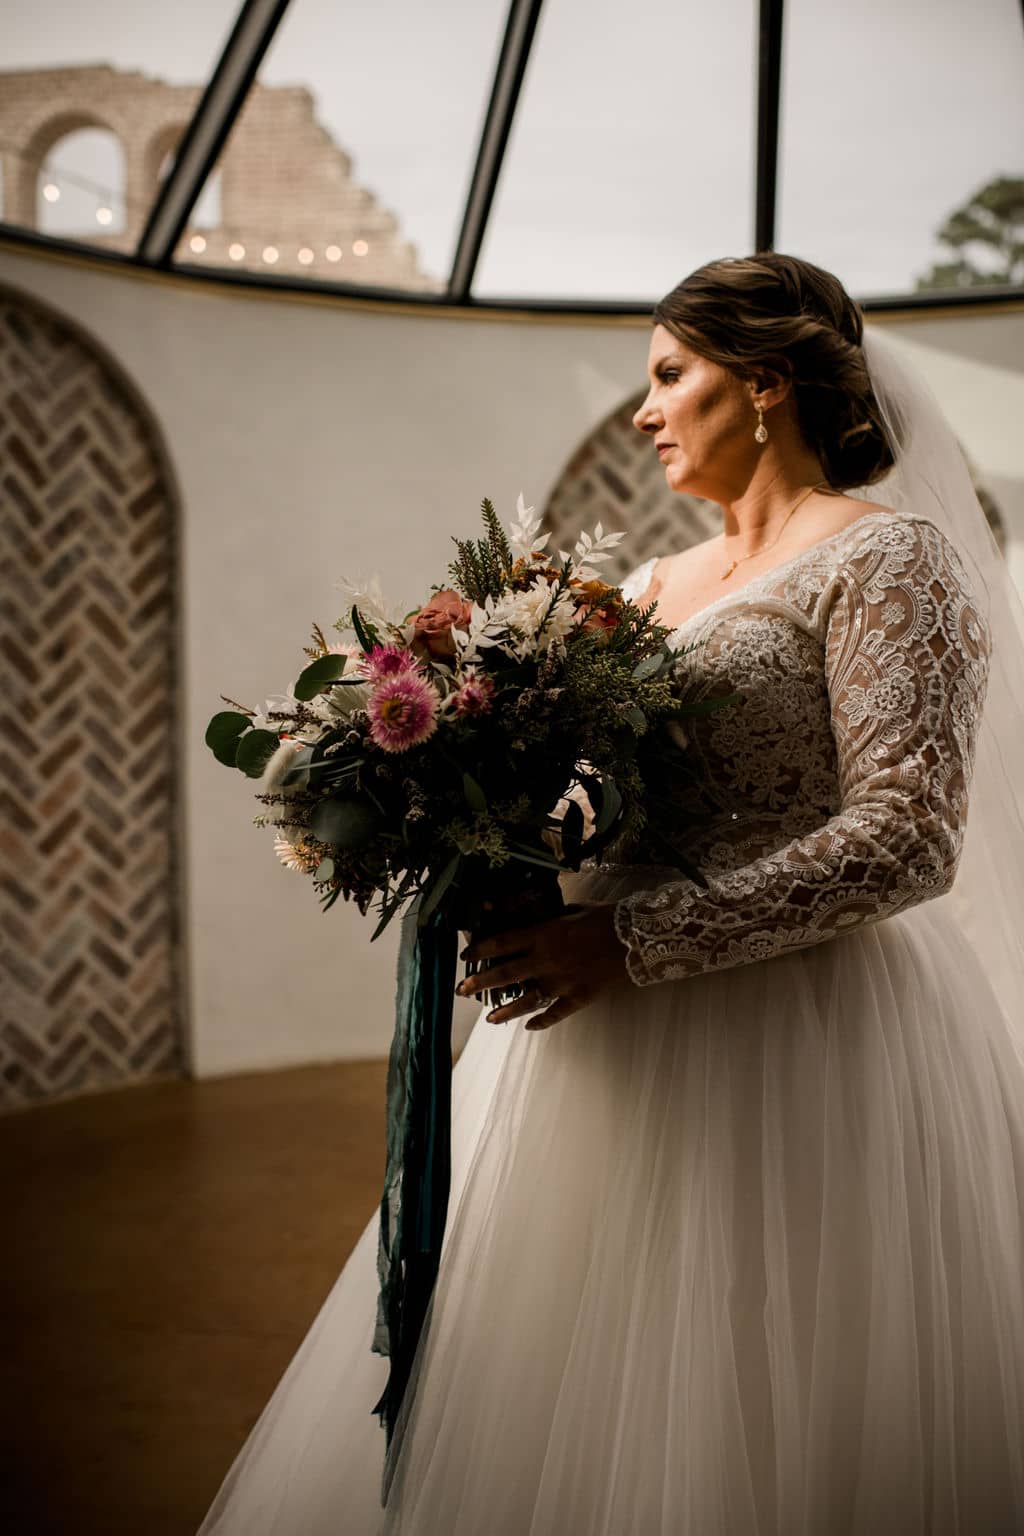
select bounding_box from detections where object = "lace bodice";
[608,510,992,987]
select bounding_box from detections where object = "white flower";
[273,831,319,873]
[250,690,303,733]
[496,582,577,657]
[451,580,576,662]
[307,683,369,724]
[306,644,371,722]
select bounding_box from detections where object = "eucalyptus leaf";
[281,745,314,787]
[462,772,487,813]
[623,705,647,732]
[309,796,380,849]
[632,651,665,681]
[294,654,351,702]
[205,710,252,767]
[234,728,282,779]
[314,857,335,883]
[594,775,622,836]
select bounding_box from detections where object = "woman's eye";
[658,369,680,384]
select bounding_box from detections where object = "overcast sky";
[4,0,1023,300]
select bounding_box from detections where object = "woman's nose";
[632,400,658,434]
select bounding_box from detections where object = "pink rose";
[411,589,474,660]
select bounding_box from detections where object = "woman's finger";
[463,925,535,964]
[484,990,553,1024]
[524,994,577,1031]
[459,961,548,998]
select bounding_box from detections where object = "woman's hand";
[455,901,629,1030]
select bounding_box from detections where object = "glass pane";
[778,0,1024,298]
[173,0,508,291]
[0,0,243,251]
[473,0,758,302]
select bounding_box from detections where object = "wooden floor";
[1,1059,393,1536]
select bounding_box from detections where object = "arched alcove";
[0,282,186,1111]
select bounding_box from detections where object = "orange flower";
[572,579,624,637]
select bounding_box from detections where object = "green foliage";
[234,510,745,934]
[293,653,351,701]
[309,796,380,848]
[235,728,281,778]
[205,710,252,767]
[916,175,1024,291]
[447,497,517,604]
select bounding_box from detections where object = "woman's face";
[633,323,758,501]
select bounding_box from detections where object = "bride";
[198,253,1024,1534]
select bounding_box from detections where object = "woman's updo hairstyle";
[652,252,895,491]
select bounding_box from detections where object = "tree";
[915,175,1024,291]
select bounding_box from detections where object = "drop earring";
[754,402,768,444]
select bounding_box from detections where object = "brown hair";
[652,252,895,490]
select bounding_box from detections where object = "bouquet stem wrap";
[370,896,457,1459]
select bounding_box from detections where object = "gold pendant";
[721,560,736,580]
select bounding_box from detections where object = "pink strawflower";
[361,643,422,684]
[367,671,441,753]
[451,669,496,717]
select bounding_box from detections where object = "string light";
[1,139,399,280]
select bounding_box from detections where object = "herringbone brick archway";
[0,283,185,1112]
[543,388,1008,584]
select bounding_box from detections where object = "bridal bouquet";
[204,494,728,1460]
[206,495,708,960]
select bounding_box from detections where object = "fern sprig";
[447,497,518,605]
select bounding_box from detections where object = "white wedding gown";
[198,509,1024,1534]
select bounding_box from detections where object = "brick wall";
[0,64,441,289]
[0,282,184,1111]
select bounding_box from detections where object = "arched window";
[38,127,126,238]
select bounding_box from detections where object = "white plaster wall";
[1,242,1021,1079]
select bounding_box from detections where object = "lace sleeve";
[612,521,992,986]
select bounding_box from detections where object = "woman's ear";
[749,368,792,410]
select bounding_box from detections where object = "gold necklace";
[720,482,828,581]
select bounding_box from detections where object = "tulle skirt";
[197,864,1024,1534]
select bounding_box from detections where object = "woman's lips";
[657,443,674,457]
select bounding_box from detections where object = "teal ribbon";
[370,897,457,1457]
